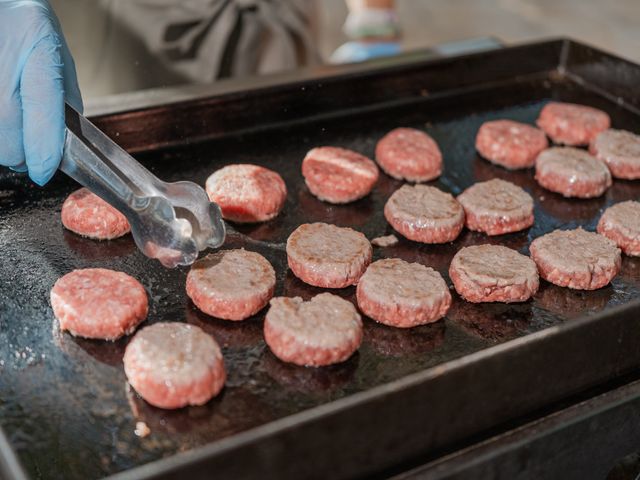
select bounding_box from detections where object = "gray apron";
[101,0,319,82]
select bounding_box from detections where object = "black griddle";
[1,39,640,480]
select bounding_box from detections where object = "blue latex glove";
[0,0,82,186]
[330,41,401,64]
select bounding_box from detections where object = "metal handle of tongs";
[60,104,225,267]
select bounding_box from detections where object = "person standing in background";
[98,0,322,83]
[90,0,401,84]
[0,0,401,185]
[333,0,401,63]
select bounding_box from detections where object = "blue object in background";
[331,41,402,64]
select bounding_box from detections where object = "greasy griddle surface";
[1,75,640,479]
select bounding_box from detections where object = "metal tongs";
[60,104,226,267]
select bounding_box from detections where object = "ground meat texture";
[530,228,621,290]
[302,147,379,204]
[457,179,534,236]
[124,323,226,409]
[375,127,443,182]
[186,249,275,320]
[597,201,640,256]
[536,102,610,146]
[205,164,287,223]
[449,245,539,303]
[590,129,640,180]
[264,293,363,367]
[535,147,612,198]
[384,184,465,244]
[356,258,451,328]
[286,223,372,288]
[371,234,399,247]
[475,120,548,169]
[50,268,148,340]
[61,188,130,240]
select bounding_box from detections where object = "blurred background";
[50,0,639,104]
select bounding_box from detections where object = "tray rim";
[88,37,568,154]
[3,36,640,480]
[105,299,640,480]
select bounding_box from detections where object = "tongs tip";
[62,104,226,269]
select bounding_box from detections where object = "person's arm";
[330,0,401,64]
[0,0,82,186]
[344,0,399,41]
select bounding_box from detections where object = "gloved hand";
[0,0,82,186]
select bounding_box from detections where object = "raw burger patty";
[302,146,379,204]
[61,187,130,240]
[590,129,640,180]
[356,258,451,328]
[51,268,148,340]
[371,234,399,247]
[457,179,534,236]
[475,120,548,169]
[597,201,640,256]
[286,222,372,288]
[449,245,539,303]
[536,102,610,146]
[205,164,287,223]
[264,293,362,367]
[535,147,611,198]
[124,322,225,409]
[384,184,465,243]
[375,127,443,181]
[186,249,276,320]
[530,228,621,290]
